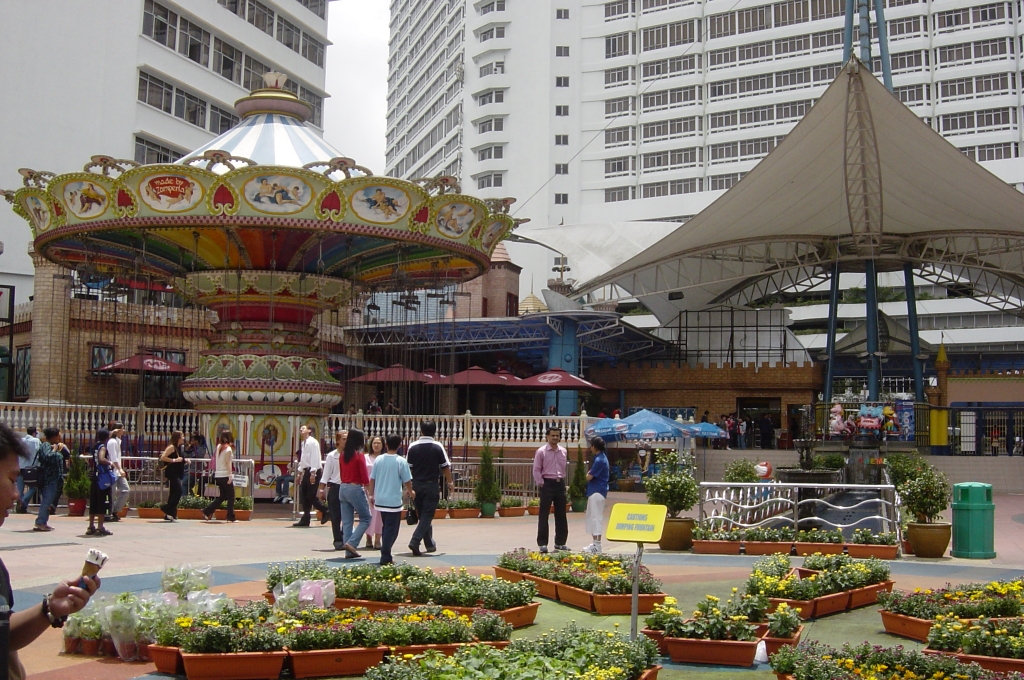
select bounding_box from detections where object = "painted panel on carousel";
[350,184,411,224]
[139,173,204,212]
[243,174,313,213]
[20,194,51,232]
[62,180,108,219]
[480,219,510,252]
[435,200,479,239]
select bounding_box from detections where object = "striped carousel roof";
[177,112,342,170]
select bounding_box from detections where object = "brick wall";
[948,374,1024,404]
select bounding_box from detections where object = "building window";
[605,186,631,202]
[301,33,325,66]
[143,0,177,49]
[642,21,695,51]
[138,72,174,113]
[478,90,505,105]
[974,3,1005,22]
[91,345,114,373]
[555,134,569,145]
[554,193,568,204]
[737,7,770,33]
[277,16,302,53]
[605,67,631,86]
[710,142,738,162]
[477,173,503,189]
[976,142,1016,160]
[176,19,210,67]
[479,61,505,76]
[811,0,843,20]
[296,0,327,19]
[708,12,736,38]
[976,72,1010,95]
[709,79,737,98]
[477,145,503,161]
[481,1,506,13]
[606,0,629,17]
[941,111,974,131]
[710,173,741,190]
[217,0,246,16]
[555,76,570,88]
[670,178,699,194]
[776,67,811,88]
[480,26,506,41]
[777,99,811,119]
[135,136,184,164]
[709,48,738,67]
[606,96,632,115]
[555,105,569,116]
[774,35,807,55]
[555,163,569,174]
[643,182,669,198]
[247,0,274,35]
[976,107,1013,129]
[243,55,269,91]
[506,293,519,317]
[209,105,239,134]
[935,8,969,30]
[710,110,738,128]
[175,90,207,128]
[299,87,323,127]
[889,16,920,38]
[774,0,808,27]
[813,63,841,82]
[606,33,631,58]
[938,43,971,64]
[605,156,631,175]
[974,38,1008,60]
[14,347,29,399]
[740,73,773,93]
[894,83,926,103]
[556,45,570,56]
[939,77,973,99]
[739,105,773,125]
[213,38,242,83]
[479,117,504,133]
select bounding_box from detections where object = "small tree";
[900,465,950,523]
[645,450,699,518]
[474,441,501,505]
[723,459,760,483]
[569,447,588,501]
[64,451,91,499]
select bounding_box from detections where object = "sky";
[321,1,554,301]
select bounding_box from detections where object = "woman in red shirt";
[337,429,371,558]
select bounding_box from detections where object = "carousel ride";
[4,71,523,458]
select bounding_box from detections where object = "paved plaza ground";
[7,490,1024,680]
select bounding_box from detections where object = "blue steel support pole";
[865,260,880,401]
[824,261,842,402]
[859,0,872,65]
[843,0,855,63]
[903,263,925,402]
[873,0,894,91]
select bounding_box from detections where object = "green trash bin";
[951,482,996,559]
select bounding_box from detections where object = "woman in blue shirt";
[582,436,610,554]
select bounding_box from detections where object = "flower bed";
[496,549,665,613]
[846,529,901,559]
[794,528,846,556]
[878,580,1024,641]
[691,527,743,554]
[743,527,796,556]
[364,623,660,680]
[925,614,1024,672]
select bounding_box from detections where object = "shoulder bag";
[18,450,41,487]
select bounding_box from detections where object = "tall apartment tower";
[386,0,1024,253]
[0,0,332,302]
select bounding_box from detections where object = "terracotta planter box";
[556,583,595,611]
[480,640,511,650]
[846,544,899,559]
[496,601,540,628]
[902,540,913,555]
[522,574,558,600]
[958,652,1024,674]
[775,674,796,680]
[692,540,741,555]
[879,610,933,642]
[63,636,80,655]
[762,625,803,657]
[178,508,206,520]
[432,508,446,519]
[664,636,760,666]
[263,591,275,604]
[639,665,662,680]
[288,646,388,678]
[642,628,668,656]
[592,592,666,615]
[769,598,815,620]
[149,644,185,675]
[80,638,101,656]
[388,643,467,657]
[744,542,793,556]
[448,508,480,519]
[497,506,527,517]
[795,542,844,555]
[137,506,165,519]
[334,598,402,613]
[813,591,851,617]
[493,566,524,583]
[848,581,895,609]
[181,650,288,680]
[214,509,253,521]
[527,506,540,515]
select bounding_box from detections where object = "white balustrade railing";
[325,412,591,448]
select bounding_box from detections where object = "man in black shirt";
[405,420,455,556]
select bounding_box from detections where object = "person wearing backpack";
[87,429,113,537]
[159,431,185,521]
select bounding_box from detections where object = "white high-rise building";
[385,0,1024,287]
[0,0,332,304]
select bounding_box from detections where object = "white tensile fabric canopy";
[527,61,1024,324]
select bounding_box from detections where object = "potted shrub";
[448,499,481,519]
[497,496,526,517]
[723,459,760,484]
[137,500,165,519]
[78,613,103,656]
[64,453,91,517]
[177,495,209,520]
[475,442,501,518]
[568,447,588,513]
[762,602,803,656]
[214,494,254,521]
[526,498,540,515]
[900,465,952,558]
[644,450,699,551]
[63,614,82,654]
[663,594,761,666]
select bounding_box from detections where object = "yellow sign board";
[605,503,667,543]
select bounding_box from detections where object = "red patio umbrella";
[514,368,604,391]
[349,364,431,383]
[433,366,513,386]
[96,353,192,374]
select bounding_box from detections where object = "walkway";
[7,491,1024,679]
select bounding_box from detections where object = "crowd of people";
[701,411,779,450]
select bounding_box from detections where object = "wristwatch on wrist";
[42,595,66,628]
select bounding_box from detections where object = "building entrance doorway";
[737,398,781,449]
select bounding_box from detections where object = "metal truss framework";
[581,232,1024,320]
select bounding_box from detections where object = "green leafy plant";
[644,597,683,631]
[886,452,929,489]
[470,610,513,642]
[664,594,757,641]
[64,454,91,500]
[766,601,802,638]
[499,495,523,507]
[138,500,160,508]
[234,495,254,511]
[527,498,540,507]
[900,465,951,523]
[449,499,481,509]
[474,441,501,505]
[643,450,698,518]
[568,447,588,501]
[178,495,210,509]
[851,528,898,545]
[795,527,844,544]
[812,453,846,470]
[723,459,760,483]
[743,526,795,542]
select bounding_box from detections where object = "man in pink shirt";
[533,427,569,553]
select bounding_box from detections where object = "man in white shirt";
[16,427,41,513]
[106,422,130,521]
[317,431,346,549]
[293,425,329,527]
